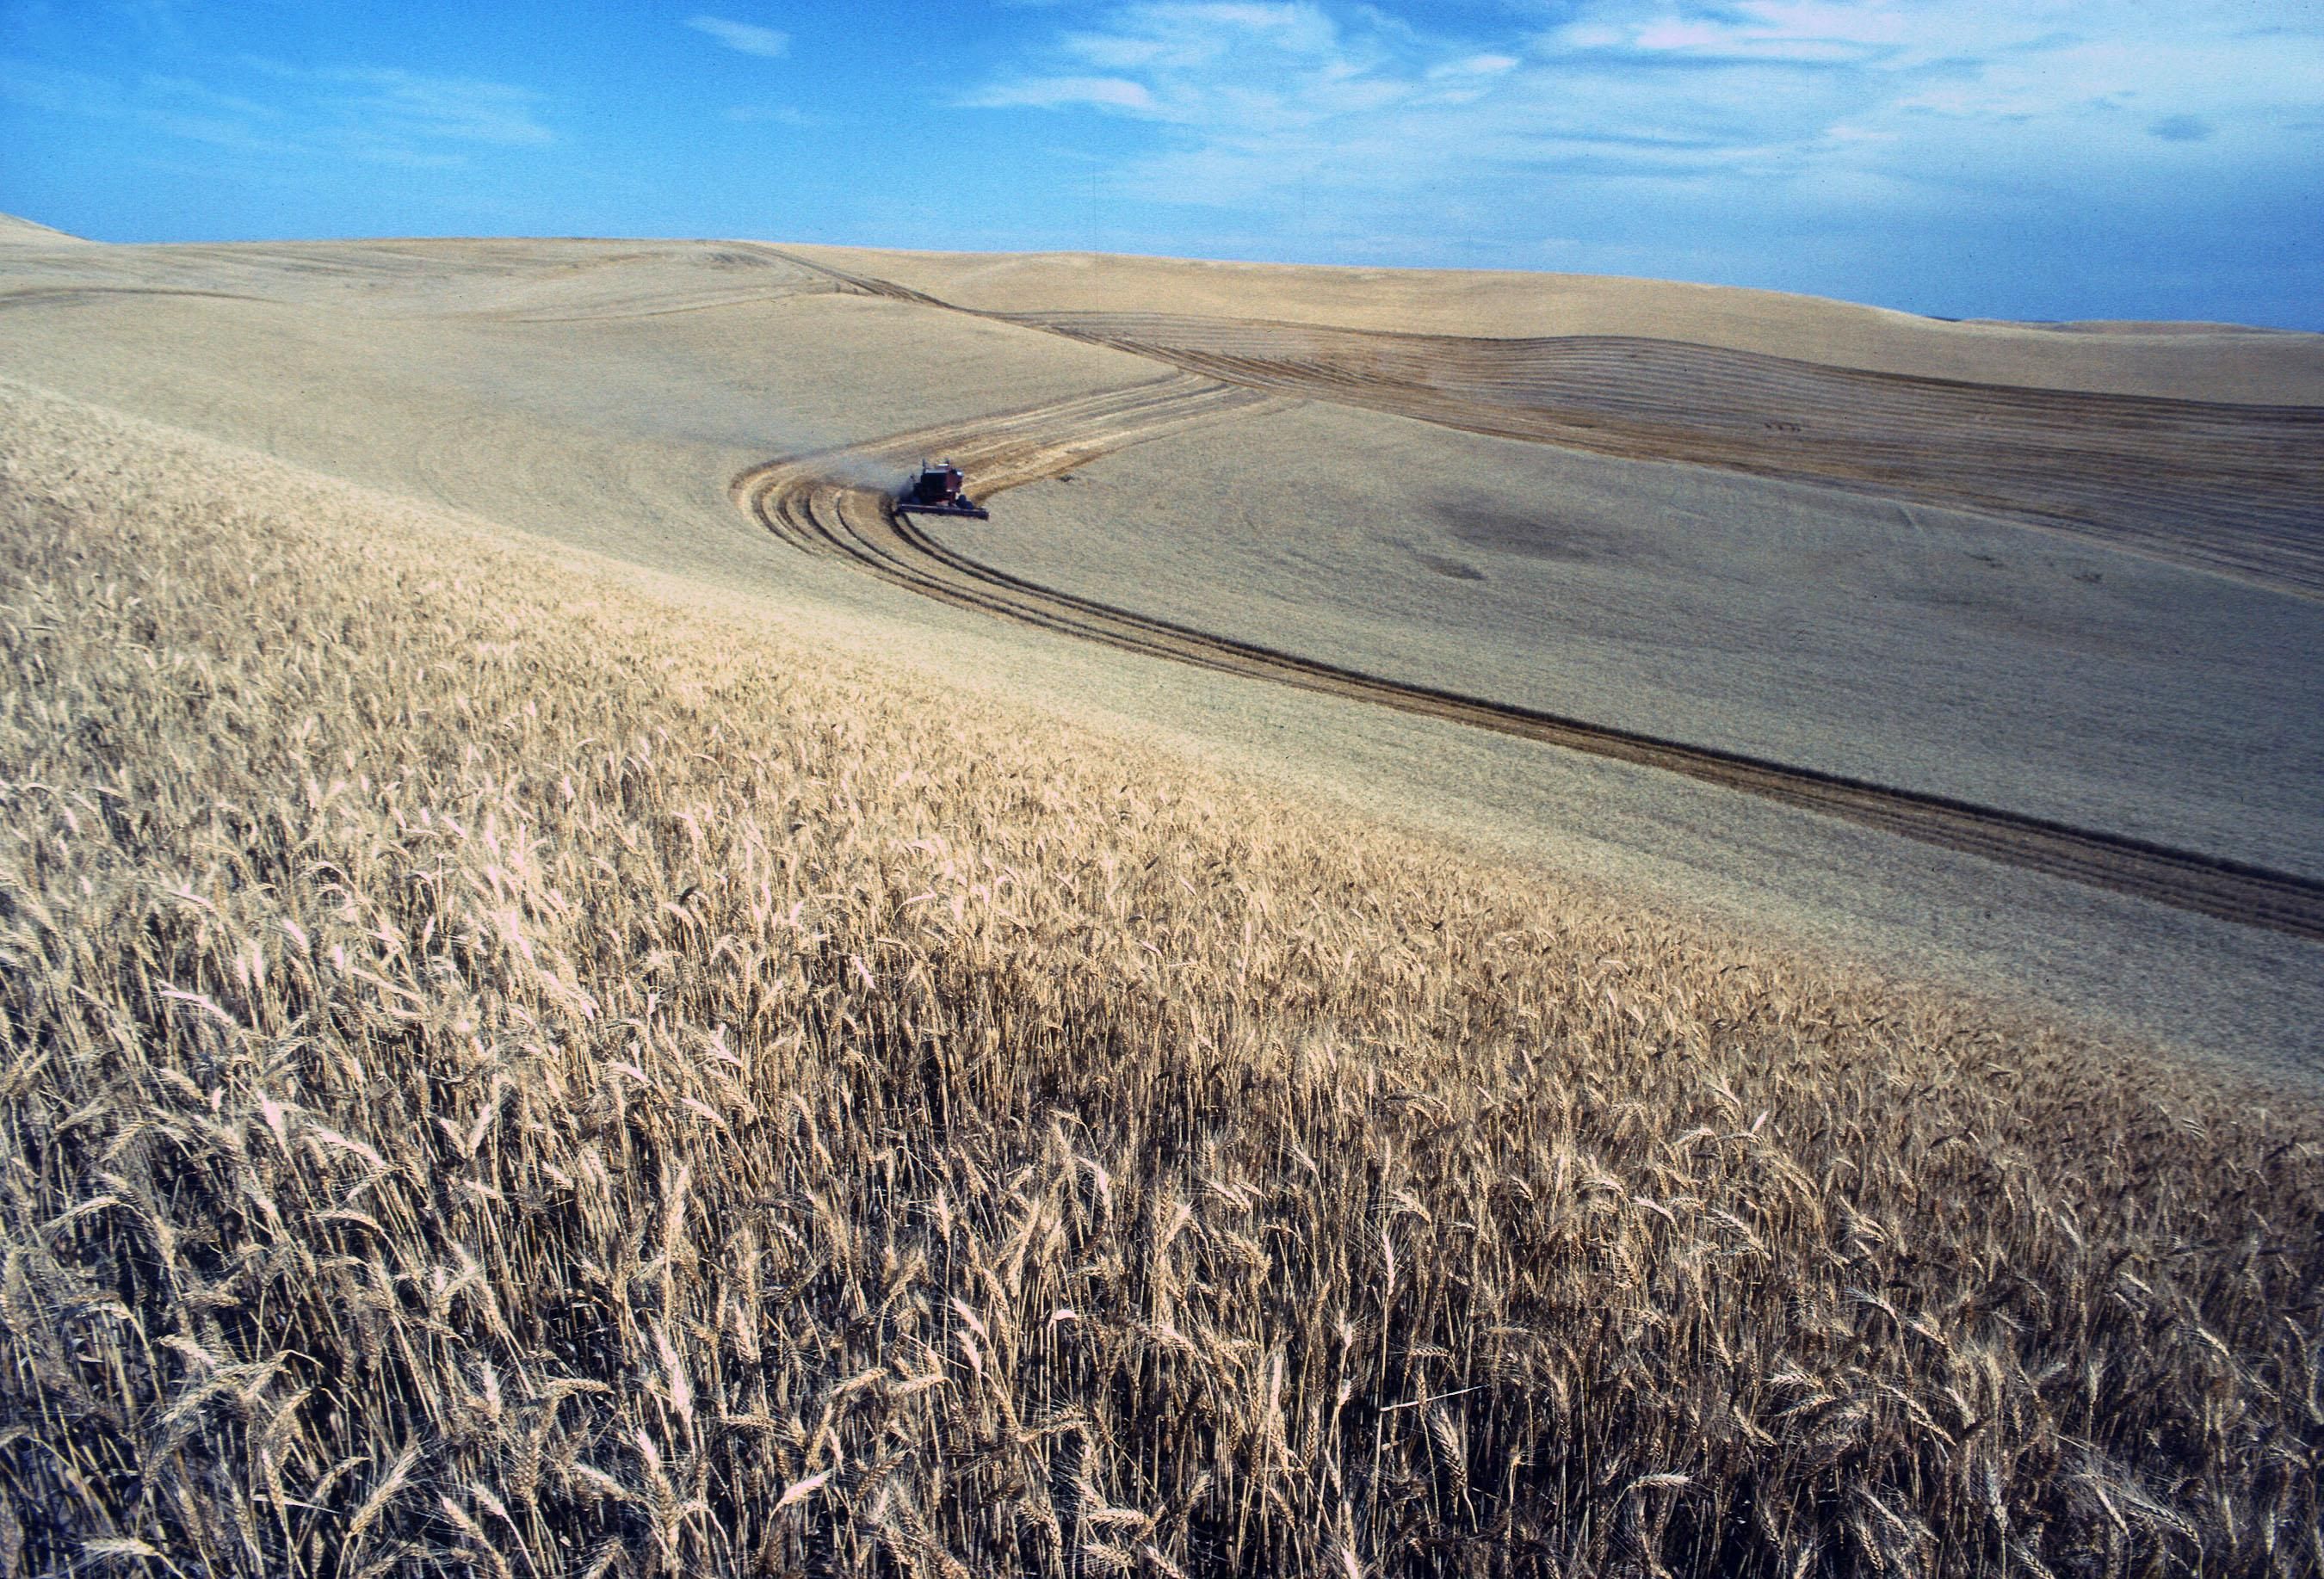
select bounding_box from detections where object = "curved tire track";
[738,376,2324,942]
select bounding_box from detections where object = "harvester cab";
[895,460,991,520]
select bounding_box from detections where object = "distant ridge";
[788,244,2324,405]
[1972,318,2314,337]
[0,213,92,244]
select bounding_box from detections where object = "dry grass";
[2,379,2319,1577]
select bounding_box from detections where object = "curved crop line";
[735,378,2324,942]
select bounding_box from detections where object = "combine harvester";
[893,460,990,520]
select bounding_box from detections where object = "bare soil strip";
[737,378,2324,941]
[769,250,2324,597]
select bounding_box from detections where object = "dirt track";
[739,376,2324,942]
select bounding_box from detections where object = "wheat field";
[3,378,2319,1576]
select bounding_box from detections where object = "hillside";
[4,379,2318,1576]
[3,219,2322,1571]
[0,212,90,245]
[787,244,2324,404]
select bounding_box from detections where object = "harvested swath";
[738,379,2324,941]
[3,380,2320,1579]
[1004,312,2324,598]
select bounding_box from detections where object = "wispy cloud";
[0,59,130,121]
[0,51,554,164]
[966,74,1157,111]
[963,2,1851,209]
[725,102,820,126]
[1556,2,1919,65]
[967,1,2324,243]
[244,60,555,148]
[685,15,791,59]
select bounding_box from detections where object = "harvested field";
[943,396,2324,891]
[3,225,2321,1072]
[5,382,2321,1577]
[738,377,2324,938]
[784,244,2324,402]
[782,251,2324,596]
[0,237,843,322]
[1004,316,2324,596]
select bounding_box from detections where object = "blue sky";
[3,2,2320,326]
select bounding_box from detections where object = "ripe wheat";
[1,380,2318,1576]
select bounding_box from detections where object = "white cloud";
[1610,2,1916,60]
[967,75,1159,111]
[232,59,554,149]
[966,0,1855,204]
[4,52,556,163]
[685,15,792,59]
[967,1,2324,217]
[1429,53,1519,80]
[973,3,1422,133]
[0,59,129,120]
[947,0,2322,325]
[726,102,819,126]
[319,67,554,147]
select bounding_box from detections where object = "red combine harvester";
[894,460,990,520]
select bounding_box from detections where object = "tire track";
[737,376,2324,942]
